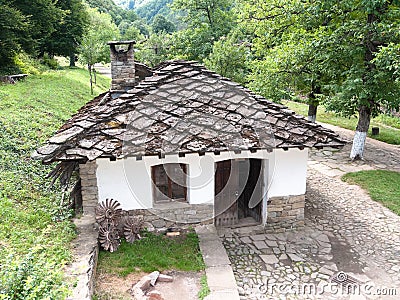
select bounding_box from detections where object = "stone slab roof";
[33,60,345,164]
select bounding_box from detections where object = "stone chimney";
[108,40,136,92]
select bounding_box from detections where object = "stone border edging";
[195,225,240,300]
[66,215,99,300]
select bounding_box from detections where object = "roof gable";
[33,60,345,163]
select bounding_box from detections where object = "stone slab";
[253,240,268,250]
[206,265,238,292]
[260,255,279,264]
[204,290,241,300]
[196,225,231,267]
[287,253,304,262]
[265,240,278,247]
[199,238,231,267]
[251,234,266,241]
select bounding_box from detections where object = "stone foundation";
[127,202,214,231]
[265,195,305,231]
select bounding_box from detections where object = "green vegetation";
[0,0,88,73]
[97,231,205,277]
[285,101,400,145]
[198,274,210,300]
[0,68,110,299]
[342,170,400,216]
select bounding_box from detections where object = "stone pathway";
[308,123,400,177]
[219,124,400,299]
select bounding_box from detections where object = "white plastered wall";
[95,148,308,211]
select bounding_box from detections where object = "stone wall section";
[79,161,99,216]
[265,195,305,232]
[128,203,214,231]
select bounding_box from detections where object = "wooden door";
[214,160,239,226]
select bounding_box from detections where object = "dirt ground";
[94,270,202,300]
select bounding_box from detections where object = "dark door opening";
[238,159,262,225]
[214,159,263,227]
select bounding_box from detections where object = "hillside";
[134,0,174,22]
[0,68,110,298]
[86,0,128,24]
[113,0,150,9]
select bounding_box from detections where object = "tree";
[0,1,28,71]
[152,14,176,34]
[170,0,236,61]
[205,29,250,84]
[135,33,173,67]
[123,25,144,41]
[9,0,64,57]
[46,0,89,66]
[241,0,344,122]
[241,0,400,159]
[321,0,400,159]
[79,7,120,93]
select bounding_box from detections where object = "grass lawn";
[342,170,400,216]
[97,231,205,277]
[0,67,110,298]
[284,101,400,145]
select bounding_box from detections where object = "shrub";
[0,251,69,299]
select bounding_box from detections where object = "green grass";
[97,231,205,277]
[0,67,110,298]
[198,274,210,300]
[284,101,400,145]
[342,170,400,216]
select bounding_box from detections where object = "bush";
[0,252,69,299]
[13,52,46,75]
[41,54,61,70]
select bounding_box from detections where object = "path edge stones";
[196,225,240,300]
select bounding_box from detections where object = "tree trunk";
[308,103,318,123]
[69,53,75,67]
[350,105,371,160]
[88,64,93,95]
[307,84,320,123]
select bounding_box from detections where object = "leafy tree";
[242,0,400,159]
[123,25,144,41]
[170,0,236,61]
[0,2,28,71]
[131,19,151,37]
[241,0,343,122]
[135,33,173,67]
[152,14,176,34]
[46,0,89,66]
[85,0,127,25]
[321,0,400,159]
[79,7,120,93]
[8,0,64,57]
[205,29,250,84]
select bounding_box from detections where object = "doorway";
[214,159,263,227]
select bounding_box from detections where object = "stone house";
[33,41,344,231]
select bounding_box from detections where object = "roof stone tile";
[33,60,345,163]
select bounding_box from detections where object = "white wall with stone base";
[94,148,308,227]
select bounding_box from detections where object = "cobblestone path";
[220,124,400,299]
